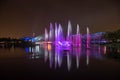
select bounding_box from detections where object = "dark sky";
[0,0,120,38]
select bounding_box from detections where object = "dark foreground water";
[0,44,120,80]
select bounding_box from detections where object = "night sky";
[0,0,120,38]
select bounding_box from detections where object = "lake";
[0,44,120,80]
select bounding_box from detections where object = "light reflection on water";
[25,44,107,71]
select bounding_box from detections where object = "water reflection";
[26,45,44,59]
[86,49,90,66]
[73,47,81,68]
[103,46,107,54]
[26,44,107,71]
[105,46,120,61]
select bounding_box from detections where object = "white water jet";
[86,27,90,48]
[45,28,48,41]
[55,23,58,43]
[67,21,72,42]
[77,24,80,34]
[49,23,54,41]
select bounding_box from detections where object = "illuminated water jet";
[86,27,90,49]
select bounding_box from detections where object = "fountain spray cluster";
[44,21,90,48]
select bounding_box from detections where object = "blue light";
[25,47,29,53]
[22,37,31,41]
[31,38,35,42]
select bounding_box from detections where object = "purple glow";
[26,44,105,71]
[58,41,71,47]
[44,21,91,49]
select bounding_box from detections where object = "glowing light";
[103,46,106,54]
[25,47,29,53]
[42,41,52,44]
[47,44,52,51]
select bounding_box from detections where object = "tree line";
[0,37,34,48]
[103,29,120,43]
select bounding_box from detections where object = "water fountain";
[72,24,82,47]
[44,21,90,48]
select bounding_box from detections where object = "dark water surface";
[0,44,120,80]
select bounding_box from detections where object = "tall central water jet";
[66,21,72,44]
[57,24,65,46]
